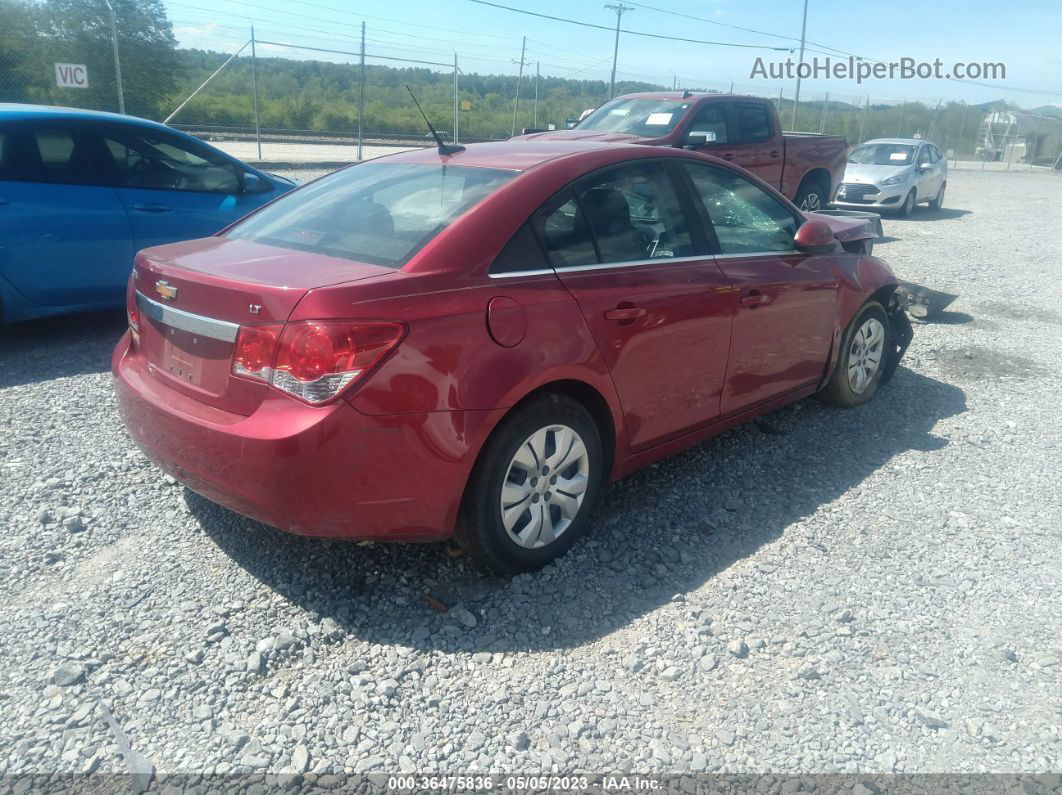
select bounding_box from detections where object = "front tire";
[455,394,604,575]
[819,301,890,407]
[928,182,946,210]
[897,190,916,217]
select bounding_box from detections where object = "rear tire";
[794,178,827,213]
[455,394,604,575]
[819,301,890,408]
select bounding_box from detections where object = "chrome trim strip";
[136,291,240,343]
[488,268,555,279]
[713,250,801,260]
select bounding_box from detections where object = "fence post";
[954,102,967,168]
[358,21,365,161]
[819,92,829,133]
[859,95,869,144]
[453,53,459,145]
[250,25,262,160]
[896,101,906,137]
[1030,116,1043,171]
[102,0,125,114]
[534,61,540,128]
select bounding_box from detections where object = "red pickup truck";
[517,92,847,212]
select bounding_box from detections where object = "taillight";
[126,278,140,346]
[230,320,404,405]
[233,323,283,380]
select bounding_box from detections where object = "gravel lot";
[1,166,1060,779]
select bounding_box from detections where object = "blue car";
[0,104,296,323]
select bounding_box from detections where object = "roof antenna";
[405,84,465,156]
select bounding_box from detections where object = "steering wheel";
[130,157,187,190]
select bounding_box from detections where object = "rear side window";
[532,193,597,268]
[0,123,93,184]
[492,224,549,274]
[228,163,516,268]
[735,103,772,143]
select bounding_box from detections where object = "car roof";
[604,91,763,102]
[380,139,666,172]
[861,138,931,146]
[0,103,172,133]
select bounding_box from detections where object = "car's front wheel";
[897,190,916,217]
[819,301,891,407]
[456,394,604,574]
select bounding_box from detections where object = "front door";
[679,161,837,415]
[534,161,735,451]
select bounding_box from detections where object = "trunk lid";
[133,237,395,415]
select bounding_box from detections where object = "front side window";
[682,163,797,254]
[100,127,240,192]
[576,98,692,137]
[735,103,772,143]
[686,104,729,145]
[228,163,516,268]
[917,146,932,166]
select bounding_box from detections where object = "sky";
[162,0,1062,108]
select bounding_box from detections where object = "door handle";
[740,290,770,308]
[133,203,172,213]
[768,150,781,158]
[604,306,646,322]
[721,153,736,161]
[0,198,9,206]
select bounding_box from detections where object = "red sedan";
[113,140,911,574]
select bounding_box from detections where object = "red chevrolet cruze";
[114,140,911,573]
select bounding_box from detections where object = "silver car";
[833,138,947,216]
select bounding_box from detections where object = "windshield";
[576,98,691,136]
[848,143,917,166]
[226,163,516,267]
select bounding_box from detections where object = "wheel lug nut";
[531,494,540,503]
[541,466,549,475]
[545,492,552,500]
[530,478,538,487]
[550,476,557,485]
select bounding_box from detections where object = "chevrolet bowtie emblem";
[155,280,178,301]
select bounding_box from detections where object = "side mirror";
[918,163,932,172]
[242,172,263,194]
[794,219,836,254]
[683,130,717,149]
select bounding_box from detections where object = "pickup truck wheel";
[795,182,825,212]
[819,301,890,408]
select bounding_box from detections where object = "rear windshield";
[226,163,516,267]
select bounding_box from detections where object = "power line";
[463,0,792,51]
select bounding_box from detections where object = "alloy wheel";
[500,424,590,549]
[847,317,885,394]
[800,192,822,212]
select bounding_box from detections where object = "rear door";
[679,161,836,415]
[720,102,785,189]
[0,119,132,308]
[91,122,270,252]
[536,160,735,452]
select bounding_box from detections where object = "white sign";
[55,64,89,89]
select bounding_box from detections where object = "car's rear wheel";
[456,394,604,574]
[898,190,916,217]
[795,179,827,213]
[819,301,890,407]
[928,181,946,210]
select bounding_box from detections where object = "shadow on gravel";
[905,207,972,222]
[189,366,966,654]
[0,310,126,388]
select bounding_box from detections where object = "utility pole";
[533,61,540,128]
[511,36,527,137]
[859,94,869,143]
[672,74,677,91]
[250,25,261,160]
[453,52,459,144]
[103,0,124,114]
[358,21,365,160]
[790,0,808,130]
[605,3,633,100]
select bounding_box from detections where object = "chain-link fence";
[2,0,1060,172]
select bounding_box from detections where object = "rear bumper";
[112,333,498,541]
